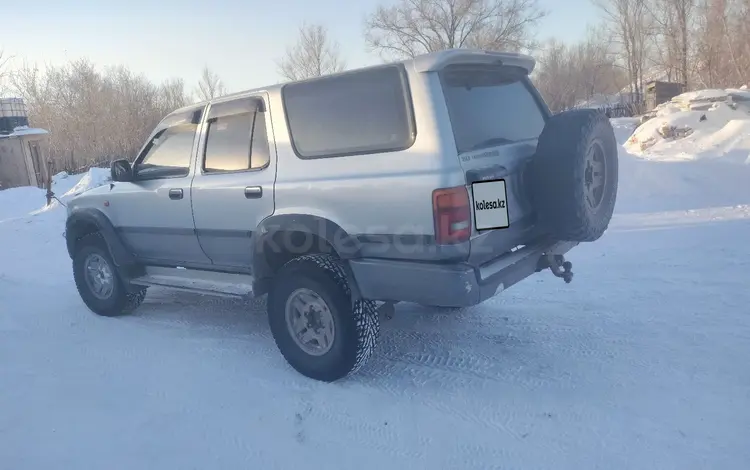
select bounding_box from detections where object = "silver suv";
[64,49,619,382]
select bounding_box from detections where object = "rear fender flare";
[252,214,363,297]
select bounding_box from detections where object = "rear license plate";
[471,179,510,231]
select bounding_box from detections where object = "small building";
[0,98,50,190]
[645,81,685,111]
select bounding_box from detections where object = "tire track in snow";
[96,276,601,450]
[293,397,429,460]
[294,382,518,467]
[353,324,549,439]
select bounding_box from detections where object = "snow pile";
[0,167,110,222]
[727,86,750,97]
[60,167,110,199]
[32,167,111,215]
[670,89,729,110]
[610,117,750,213]
[727,88,750,110]
[647,86,750,114]
[624,97,750,164]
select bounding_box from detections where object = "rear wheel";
[73,233,147,317]
[268,254,379,382]
[530,109,619,242]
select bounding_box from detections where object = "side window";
[282,65,415,159]
[203,110,270,173]
[136,122,198,179]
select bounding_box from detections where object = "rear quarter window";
[440,65,547,154]
[282,65,416,159]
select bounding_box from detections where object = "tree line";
[1,0,749,173]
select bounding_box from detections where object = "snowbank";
[624,100,750,163]
[727,87,750,99]
[31,167,111,215]
[0,167,110,222]
[612,99,750,211]
[671,88,728,109]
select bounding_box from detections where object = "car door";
[107,105,212,266]
[190,94,276,269]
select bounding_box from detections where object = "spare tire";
[529,109,618,242]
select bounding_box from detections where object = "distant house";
[0,98,50,190]
[645,81,685,111]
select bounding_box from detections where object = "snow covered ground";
[2,124,750,469]
[611,117,750,213]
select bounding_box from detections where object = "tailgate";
[461,144,541,266]
[437,63,549,265]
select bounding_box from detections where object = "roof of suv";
[175,49,536,116]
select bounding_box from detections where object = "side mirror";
[111,159,133,182]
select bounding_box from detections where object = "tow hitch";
[538,253,574,284]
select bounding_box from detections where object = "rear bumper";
[349,240,578,307]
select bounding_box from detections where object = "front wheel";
[72,233,147,317]
[267,254,379,382]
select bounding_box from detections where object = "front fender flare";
[65,208,136,269]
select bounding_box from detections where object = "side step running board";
[130,267,254,299]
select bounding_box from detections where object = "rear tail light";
[432,186,472,244]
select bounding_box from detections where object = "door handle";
[168,188,183,200]
[244,186,262,199]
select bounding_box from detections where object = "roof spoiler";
[413,49,535,75]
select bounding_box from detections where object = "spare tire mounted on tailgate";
[530,109,619,242]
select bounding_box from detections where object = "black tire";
[530,109,619,242]
[267,254,379,382]
[73,232,147,317]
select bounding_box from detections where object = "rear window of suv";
[439,64,547,154]
[282,64,416,159]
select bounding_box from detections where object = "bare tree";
[194,66,226,101]
[671,0,696,88]
[364,0,546,60]
[592,0,652,101]
[277,23,346,81]
[648,0,696,87]
[10,59,190,172]
[0,49,13,95]
[693,0,750,88]
[533,39,579,111]
[160,78,189,111]
[533,25,628,112]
